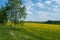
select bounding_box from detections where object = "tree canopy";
[0,6,7,23]
[0,0,27,25]
[6,0,27,24]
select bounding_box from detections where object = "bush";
[6,22,14,28]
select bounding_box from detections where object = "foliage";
[0,6,7,23]
[6,0,27,25]
[0,0,27,25]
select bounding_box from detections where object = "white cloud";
[25,0,34,9]
[35,2,45,8]
[38,11,49,17]
[52,0,60,4]
[24,0,60,21]
[45,0,51,5]
[53,5,60,12]
[48,13,60,20]
[26,11,50,21]
[26,5,31,10]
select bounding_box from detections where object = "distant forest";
[44,20,60,25]
[24,20,60,25]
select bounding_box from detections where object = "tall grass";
[0,22,60,40]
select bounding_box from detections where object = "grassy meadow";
[0,22,60,40]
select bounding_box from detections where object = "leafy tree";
[0,6,7,24]
[6,0,27,27]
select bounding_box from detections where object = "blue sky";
[0,0,7,8]
[0,0,60,21]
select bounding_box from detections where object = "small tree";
[6,0,27,27]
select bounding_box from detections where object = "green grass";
[0,23,60,40]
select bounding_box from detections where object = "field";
[0,23,60,40]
